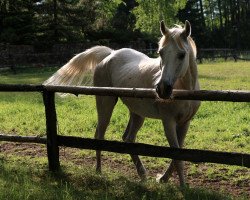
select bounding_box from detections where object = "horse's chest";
[121,98,161,119]
[158,100,200,123]
[120,97,200,122]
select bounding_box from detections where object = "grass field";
[0,61,250,199]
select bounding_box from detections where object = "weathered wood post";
[43,90,60,171]
[233,49,238,62]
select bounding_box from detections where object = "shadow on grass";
[0,158,84,200]
[0,156,240,200]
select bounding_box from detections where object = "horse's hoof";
[96,167,102,174]
[139,174,147,182]
[138,170,147,182]
[179,181,187,188]
[140,177,147,183]
[156,173,169,183]
[137,167,147,181]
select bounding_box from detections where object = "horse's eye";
[178,53,185,60]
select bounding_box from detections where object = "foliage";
[0,0,250,49]
[34,0,98,44]
[111,0,137,31]
[1,0,101,46]
[0,0,37,44]
[133,0,186,36]
[95,0,123,29]
[177,0,250,49]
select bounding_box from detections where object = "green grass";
[0,156,238,200]
[0,61,250,199]
[0,62,249,151]
[198,61,250,90]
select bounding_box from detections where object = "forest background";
[0,0,249,52]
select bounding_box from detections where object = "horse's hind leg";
[122,112,146,180]
[95,96,118,173]
[122,114,132,141]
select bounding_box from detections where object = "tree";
[177,0,250,49]
[94,0,122,29]
[0,0,38,44]
[133,0,186,36]
[85,0,141,45]
[111,0,138,31]
[177,0,210,48]
[33,0,98,45]
[1,0,249,49]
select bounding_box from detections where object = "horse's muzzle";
[156,82,173,99]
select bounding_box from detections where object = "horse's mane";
[158,25,197,58]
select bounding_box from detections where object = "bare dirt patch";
[0,142,249,198]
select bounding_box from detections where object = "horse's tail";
[43,46,113,86]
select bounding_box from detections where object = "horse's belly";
[121,98,160,119]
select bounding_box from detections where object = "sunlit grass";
[0,62,249,152]
[0,61,249,199]
[199,61,250,90]
[0,156,240,200]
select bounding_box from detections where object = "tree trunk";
[229,0,236,27]
[236,0,240,49]
[0,0,7,34]
[218,0,223,29]
[53,0,58,42]
[198,0,206,28]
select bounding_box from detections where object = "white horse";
[44,20,200,186]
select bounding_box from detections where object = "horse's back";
[108,48,160,88]
[113,48,149,60]
[94,48,151,86]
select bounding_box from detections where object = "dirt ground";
[0,142,249,198]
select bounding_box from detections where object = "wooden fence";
[0,84,250,172]
[1,48,250,71]
[197,49,238,63]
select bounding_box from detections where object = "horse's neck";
[177,52,198,90]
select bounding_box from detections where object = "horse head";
[156,20,192,99]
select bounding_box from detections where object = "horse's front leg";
[157,121,190,185]
[122,112,146,180]
[157,119,186,187]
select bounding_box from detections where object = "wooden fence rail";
[57,136,250,168]
[197,48,238,63]
[0,84,250,102]
[1,134,249,168]
[0,84,250,172]
[0,134,46,144]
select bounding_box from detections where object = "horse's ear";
[181,20,191,38]
[160,21,169,36]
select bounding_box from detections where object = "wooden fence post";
[43,90,60,172]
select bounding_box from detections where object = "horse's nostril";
[155,84,163,97]
[164,84,173,97]
[155,84,160,94]
[165,84,173,92]
[155,82,173,99]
